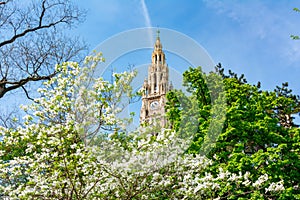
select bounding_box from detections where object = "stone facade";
[140,31,172,127]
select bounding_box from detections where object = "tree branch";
[21,85,35,101]
[0,20,65,47]
[0,73,56,98]
[0,0,86,99]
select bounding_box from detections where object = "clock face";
[150,101,159,110]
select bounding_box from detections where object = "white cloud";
[203,0,300,64]
[283,41,300,65]
[203,0,277,39]
[140,0,152,27]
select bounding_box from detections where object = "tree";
[0,107,21,128]
[274,82,300,128]
[0,0,86,99]
[291,8,300,40]
[167,64,300,199]
[0,56,284,199]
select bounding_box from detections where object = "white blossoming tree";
[0,54,285,199]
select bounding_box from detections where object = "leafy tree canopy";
[167,64,300,199]
[0,55,288,199]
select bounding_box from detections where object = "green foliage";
[166,63,300,199]
[293,7,300,12]
[1,54,299,199]
[291,8,300,40]
[291,35,300,40]
[1,56,271,199]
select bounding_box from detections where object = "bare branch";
[0,72,56,98]
[1,20,68,47]
[0,106,21,128]
[0,0,86,99]
[21,85,35,102]
[39,0,47,27]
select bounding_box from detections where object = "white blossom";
[0,54,287,199]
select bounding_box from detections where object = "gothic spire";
[155,29,162,50]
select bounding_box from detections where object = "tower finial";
[156,29,160,39]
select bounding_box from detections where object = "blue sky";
[1,0,300,126]
[76,0,300,93]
